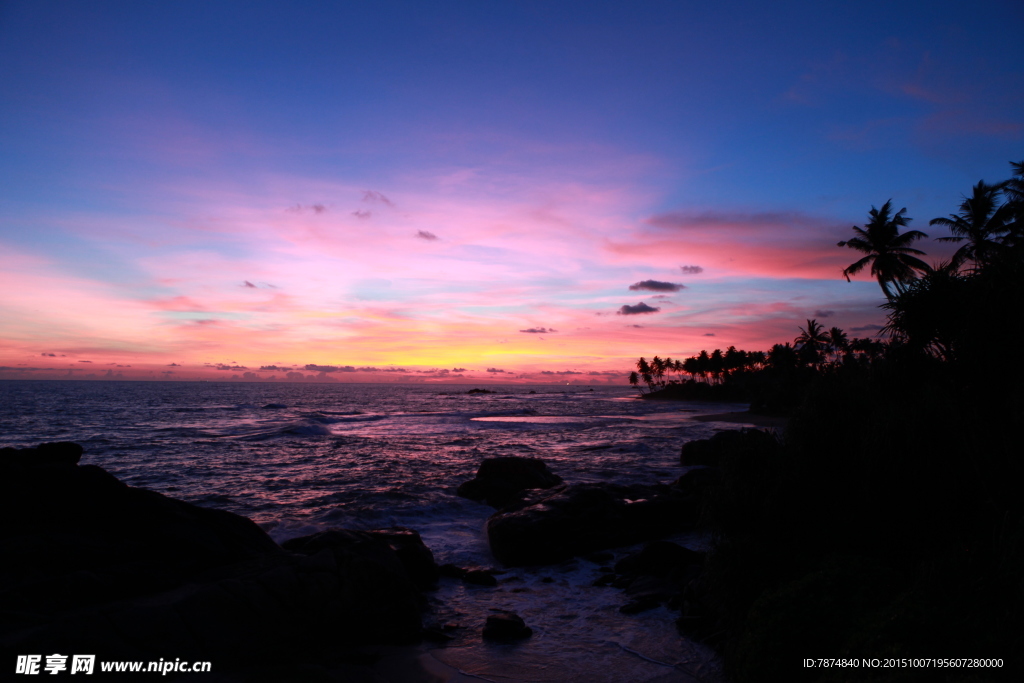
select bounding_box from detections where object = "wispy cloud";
[362,190,394,207]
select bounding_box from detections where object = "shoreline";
[691,411,788,430]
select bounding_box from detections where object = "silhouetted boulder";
[486,483,698,566]
[463,569,499,587]
[367,527,439,590]
[680,428,779,467]
[0,442,434,668]
[457,457,563,508]
[613,540,704,577]
[2,441,84,466]
[482,611,532,641]
[670,466,722,499]
[619,596,662,614]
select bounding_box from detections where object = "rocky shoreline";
[2,436,744,680]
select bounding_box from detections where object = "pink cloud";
[606,210,852,280]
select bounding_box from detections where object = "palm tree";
[795,319,829,368]
[682,356,698,381]
[724,346,745,378]
[1004,161,1024,205]
[650,356,666,387]
[661,356,675,384]
[709,349,724,384]
[795,319,828,350]
[930,180,1015,272]
[997,161,1023,251]
[696,350,711,383]
[636,357,654,391]
[825,326,848,364]
[767,343,799,371]
[672,358,684,382]
[838,200,931,299]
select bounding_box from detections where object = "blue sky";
[0,0,1021,381]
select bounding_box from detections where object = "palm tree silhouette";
[930,180,1015,272]
[838,200,931,299]
[696,350,711,383]
[795,319,829,367]
[636,357,654,391]
[1004,161,1024,252]
[825,326,849,364]
[651,356,667,387]
[767,343,799,371]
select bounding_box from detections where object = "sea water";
[0,380,744,682]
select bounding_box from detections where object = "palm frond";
[842,255,873,280]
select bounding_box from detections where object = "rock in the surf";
[679,428,779,467]
[457,456,563,508]
[485,482,699,566]
[613,540,704,578]
[482,611,533,641]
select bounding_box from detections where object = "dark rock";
[1,441,84,466]
[421,627,455,642]
[368,527,439,589]
[583,551,614,564]
[619,596,662,614]
[613,541,704,577]
[482,611,533,641]
[624,575,677,602]
[457,457,563,508]
[467,388,495,394]
[675,614,712,636]
[671,466,722,497]
[680,428,779,467]
[438,563,467,579]
[610,575,633,589]
[463,569,498,587]
[0,442,434,668]
[485,482,698,566]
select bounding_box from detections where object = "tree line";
[629,160,1024,397]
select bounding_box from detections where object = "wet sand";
[691,411,788,430]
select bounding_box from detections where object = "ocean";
[0,379,742,682]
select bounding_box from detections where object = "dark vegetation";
[628,327,886,413]
[648,162,1024,681]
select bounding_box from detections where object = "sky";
[1,0,1021,383]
